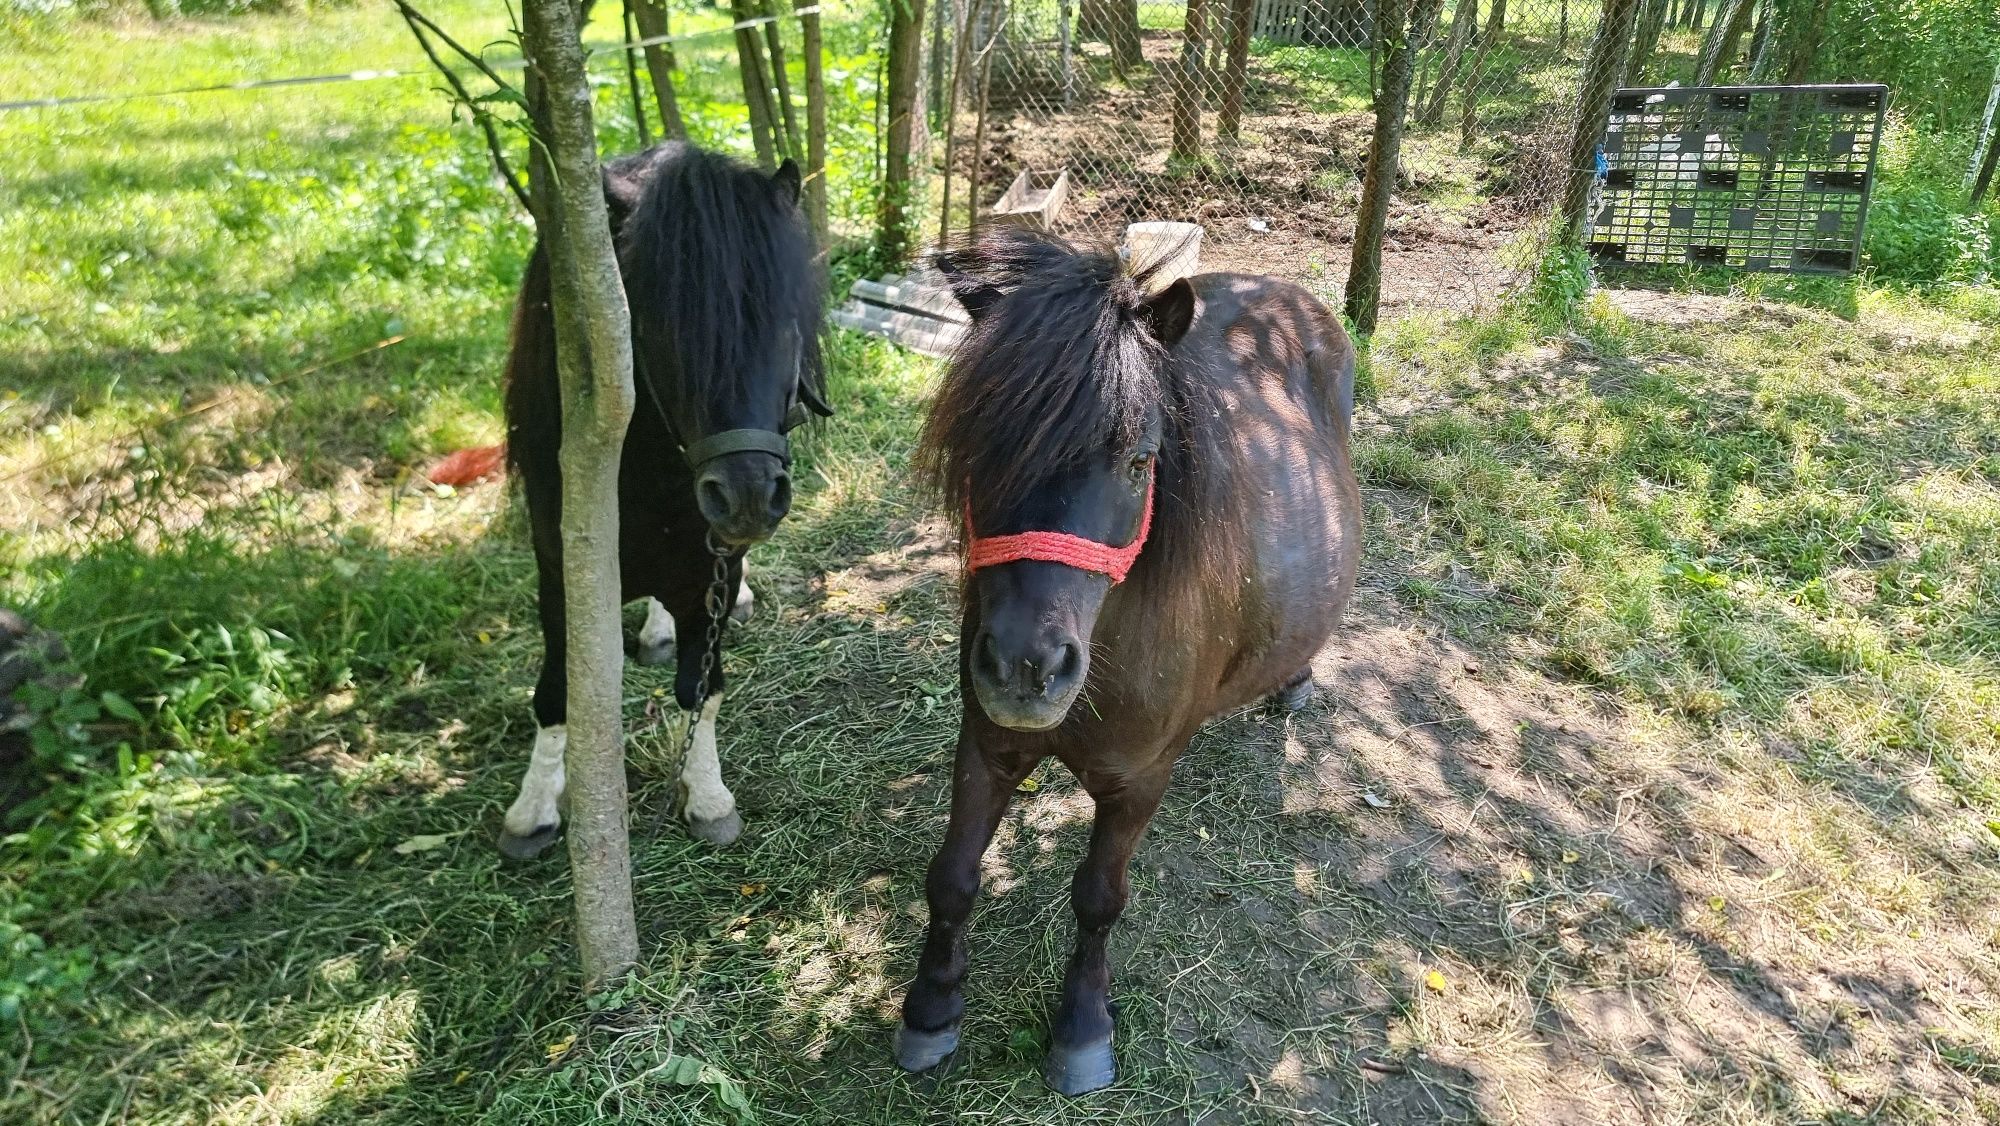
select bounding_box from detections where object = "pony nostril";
[1052,642,1082,683]
[696,475,731,522]
[975,632,1005,685]
[767,473,792,521]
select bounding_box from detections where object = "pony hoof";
[1275,673,1314,712]
[686,809,743,847]
[728,600,753,625]
[894,1021,960,1073]
[1044,1037,1117,1096]
[636,642,675,668]
[496,823,561,861]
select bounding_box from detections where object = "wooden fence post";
[520,0,641,993]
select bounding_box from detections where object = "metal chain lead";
[669,531,733,816]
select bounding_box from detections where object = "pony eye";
[1128,453,1154,476]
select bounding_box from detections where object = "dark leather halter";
[678,401,814,470]
[632,338,831,472]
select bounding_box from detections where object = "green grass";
[6,6,2000,1126]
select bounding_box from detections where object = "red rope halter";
[964,469,1155,584]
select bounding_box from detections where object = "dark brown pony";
[496,142,827,859]
[895,229,1361,1094]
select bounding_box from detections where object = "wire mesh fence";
[914,0,1601,313]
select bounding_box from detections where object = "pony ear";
[601,165,646,230]
[772,159,802,205]
[1139,277,1197,348]
[934,251,1003,321]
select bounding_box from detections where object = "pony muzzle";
[694,450,791,546]
[967,562,1102,731]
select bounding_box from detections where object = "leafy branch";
[395,0,535,213]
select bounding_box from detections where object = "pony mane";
[915,228,1211,583]
[614,143,826,413]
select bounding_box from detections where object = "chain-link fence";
[914,0,1600,312]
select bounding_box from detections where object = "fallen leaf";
[394,832,462,856]
[545,1035,575,1062]
[1424,970,1448,993]
[1708,895,1727,912]
[1016,776,1040,793]
[1561,850,1580,864]
[476,630,492,645]
[1197,825,1211,841]
[739,882,766,896]
[454,1070,471,1085]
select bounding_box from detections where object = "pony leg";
[500,566,570,861]
[678,692,740,845]
[1044,765,1173,1096]
[896,731,1039,1073]
[636,597,676,667]
[729,568,756,624]
[672,576,741,846]
[1273,666,1315,711]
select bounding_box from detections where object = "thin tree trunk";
[880,0,929,263]
[622,0,652,146]
[1345,0,1443,333]
[1172,0,1208,161]
[797,0,829,237]
[1778,0,1828,83]
[937,0,973,245]
[1418,0,1476,126]
[1556,0,1642,239]
[1080,0,1142,73]
[1457,0,1497,144]
[1630,0,1669,83]
[733,0,780,167]
[629,0,686,140]
[761,0,802,158]
[1558,0,1569,50]
[1482,0,1506,41]
[1694,0,1751,86]
[969,36,996,231]
[520,0,640,994]
[1218,0,1256,140]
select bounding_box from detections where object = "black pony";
[896,229,1361,1093]
[497,142,828,859]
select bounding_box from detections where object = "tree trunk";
[1693,0,1752,86]
[761,0,802,158]
[879,0,929,264]
[1417,0,1477,126]
[1345,0,1443,333]
[1556,0,1642,239]
[1171,0,1208,161]
[797,0,829,238]
[1482,0,1506,41]
[733,0,780,167]
[622,0,652,147]
[1629,0,1669,83]
[1217,0,1256,140]
[520,0,641,995]
[1778,0,1828,83]
[629,0,687,140]
[1080,0,1142,73]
